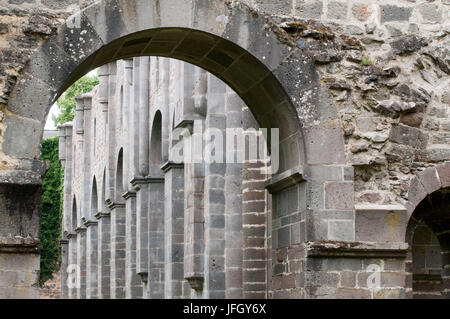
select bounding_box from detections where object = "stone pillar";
[121,58,143,299]
[147,177,166,298]
[75,97,85,135]
[59,123,73,299]
[122,59,133,192]
[60,239,69,299]
[203,74,227,298]
[109,202,126,299]
[184,158,205,297]
[224,90,244,299]
[162,162,185,298]
[67,232,78,299]
[123,191,142,299]
[95,63,112,300]
[241,106,268,299]
[85,219,98,298]
[135,56,150,293]
[132,178,150,295]
[183,68,207,297]
[81,94,93,298]
[96,210,111,299]
[75,226,87,299]
[106,62,117,202]
[130,58,140,184]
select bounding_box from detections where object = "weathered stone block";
[380,5,412,24]
[325,182,354,210]
[418,3,442,24]
[352,3,372,22]
[255,0,293,16]
[436,162,450,188]
[389,124,428,149]
[417,167,441,195]
[295,0,323,19]
[327,1,348,20]
[328,220,354,241]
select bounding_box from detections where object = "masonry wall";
[0,0,449,299]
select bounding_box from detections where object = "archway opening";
[91,177,98,218]
[407,188,450,299]
[72,196,78,231]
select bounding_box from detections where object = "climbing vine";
[39,136,63,285]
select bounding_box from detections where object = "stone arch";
[404,163,450,224]
[150,110,163,168]
[116,148,124,201]
[91,176,98,218]
[4,0,346,172]
[72,195,78,231]
[404,162,450,299]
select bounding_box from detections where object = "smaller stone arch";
[72,195,78,231]
[116,148,125,201]
[404,162,450,299]
[91,176,98,218]
[405,163,450,222]
[150,110,163,167]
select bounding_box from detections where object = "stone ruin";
[0,0,449,298]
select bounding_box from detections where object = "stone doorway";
[406,189,450,299]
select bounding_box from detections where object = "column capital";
[122,191,136,200]
[95,211,111,220]
[83,219,98,227]
[66,232,77,239]
[107,202,126,210]
[161,161,184,173]
[74,226,87,234]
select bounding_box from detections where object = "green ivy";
[53,75,99,127]
[39,136,63,286]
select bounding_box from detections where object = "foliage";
[52,75,99,126]
[39,136,63,285]
[360,57,374,65]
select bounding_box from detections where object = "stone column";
[132,178,150,294]
[135,56,150,293]
[224,90,244,299]
[109,202,126,299]
[59,123,73,299]
[121,58,143,299]
[147,177,165,298]
[122,59,133,191]
[184,68,207,297]
[60,239,69,299]
[123,191,142,298]
[75,226,87,299]
[81,94,94,298]
[161,162,185,299]
[203,74,227,298]
[67,232,78,299]
[85,219,98,298]
[96,210,111,299]
[241,105,268,299]
[106,62,117,203]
